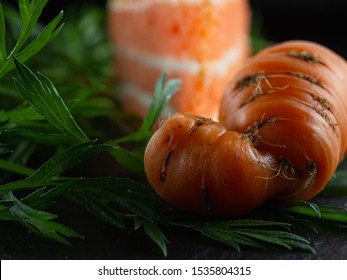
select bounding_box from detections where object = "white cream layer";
[115,43,244,76]
[109,0,238,10]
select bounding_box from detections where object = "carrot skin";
[144,40,347,217]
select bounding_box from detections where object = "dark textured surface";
[1,0,347,260]
[1,195,347,260]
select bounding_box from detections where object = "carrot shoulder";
[144,40,347,217]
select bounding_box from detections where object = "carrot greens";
[0,0,63,79]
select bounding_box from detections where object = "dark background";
[2,0,347,260]
[42,0,347,57]
[249,0,347,57]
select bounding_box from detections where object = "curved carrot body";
[144,41,347,217]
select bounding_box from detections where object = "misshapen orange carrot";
[144,40,347,217]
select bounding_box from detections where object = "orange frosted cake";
[108,0,251,120]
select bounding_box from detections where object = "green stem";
[0,190,15,220]
[0,159,36,177]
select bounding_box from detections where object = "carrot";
[144,40,347,217]
[108,0,250,120]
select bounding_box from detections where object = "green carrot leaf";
[140,73,181,132]
[323,170,347,196]
[136,217,168,257]
[67,189,127,229]
[1,191,82,244]
[0,141,115,191]
[6,128,75,145]
[14,59,88,143]
[173,219,315,253]
[0,0,63,78]
[0,2,7,64]
[16,0,49,52]
[0,158,35,177]
[16,11,64,64]
[61,177,169,226]
[111,146,145,178]
[108,74,180,176]
[110,73,180,145]
[280,202,347,224]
